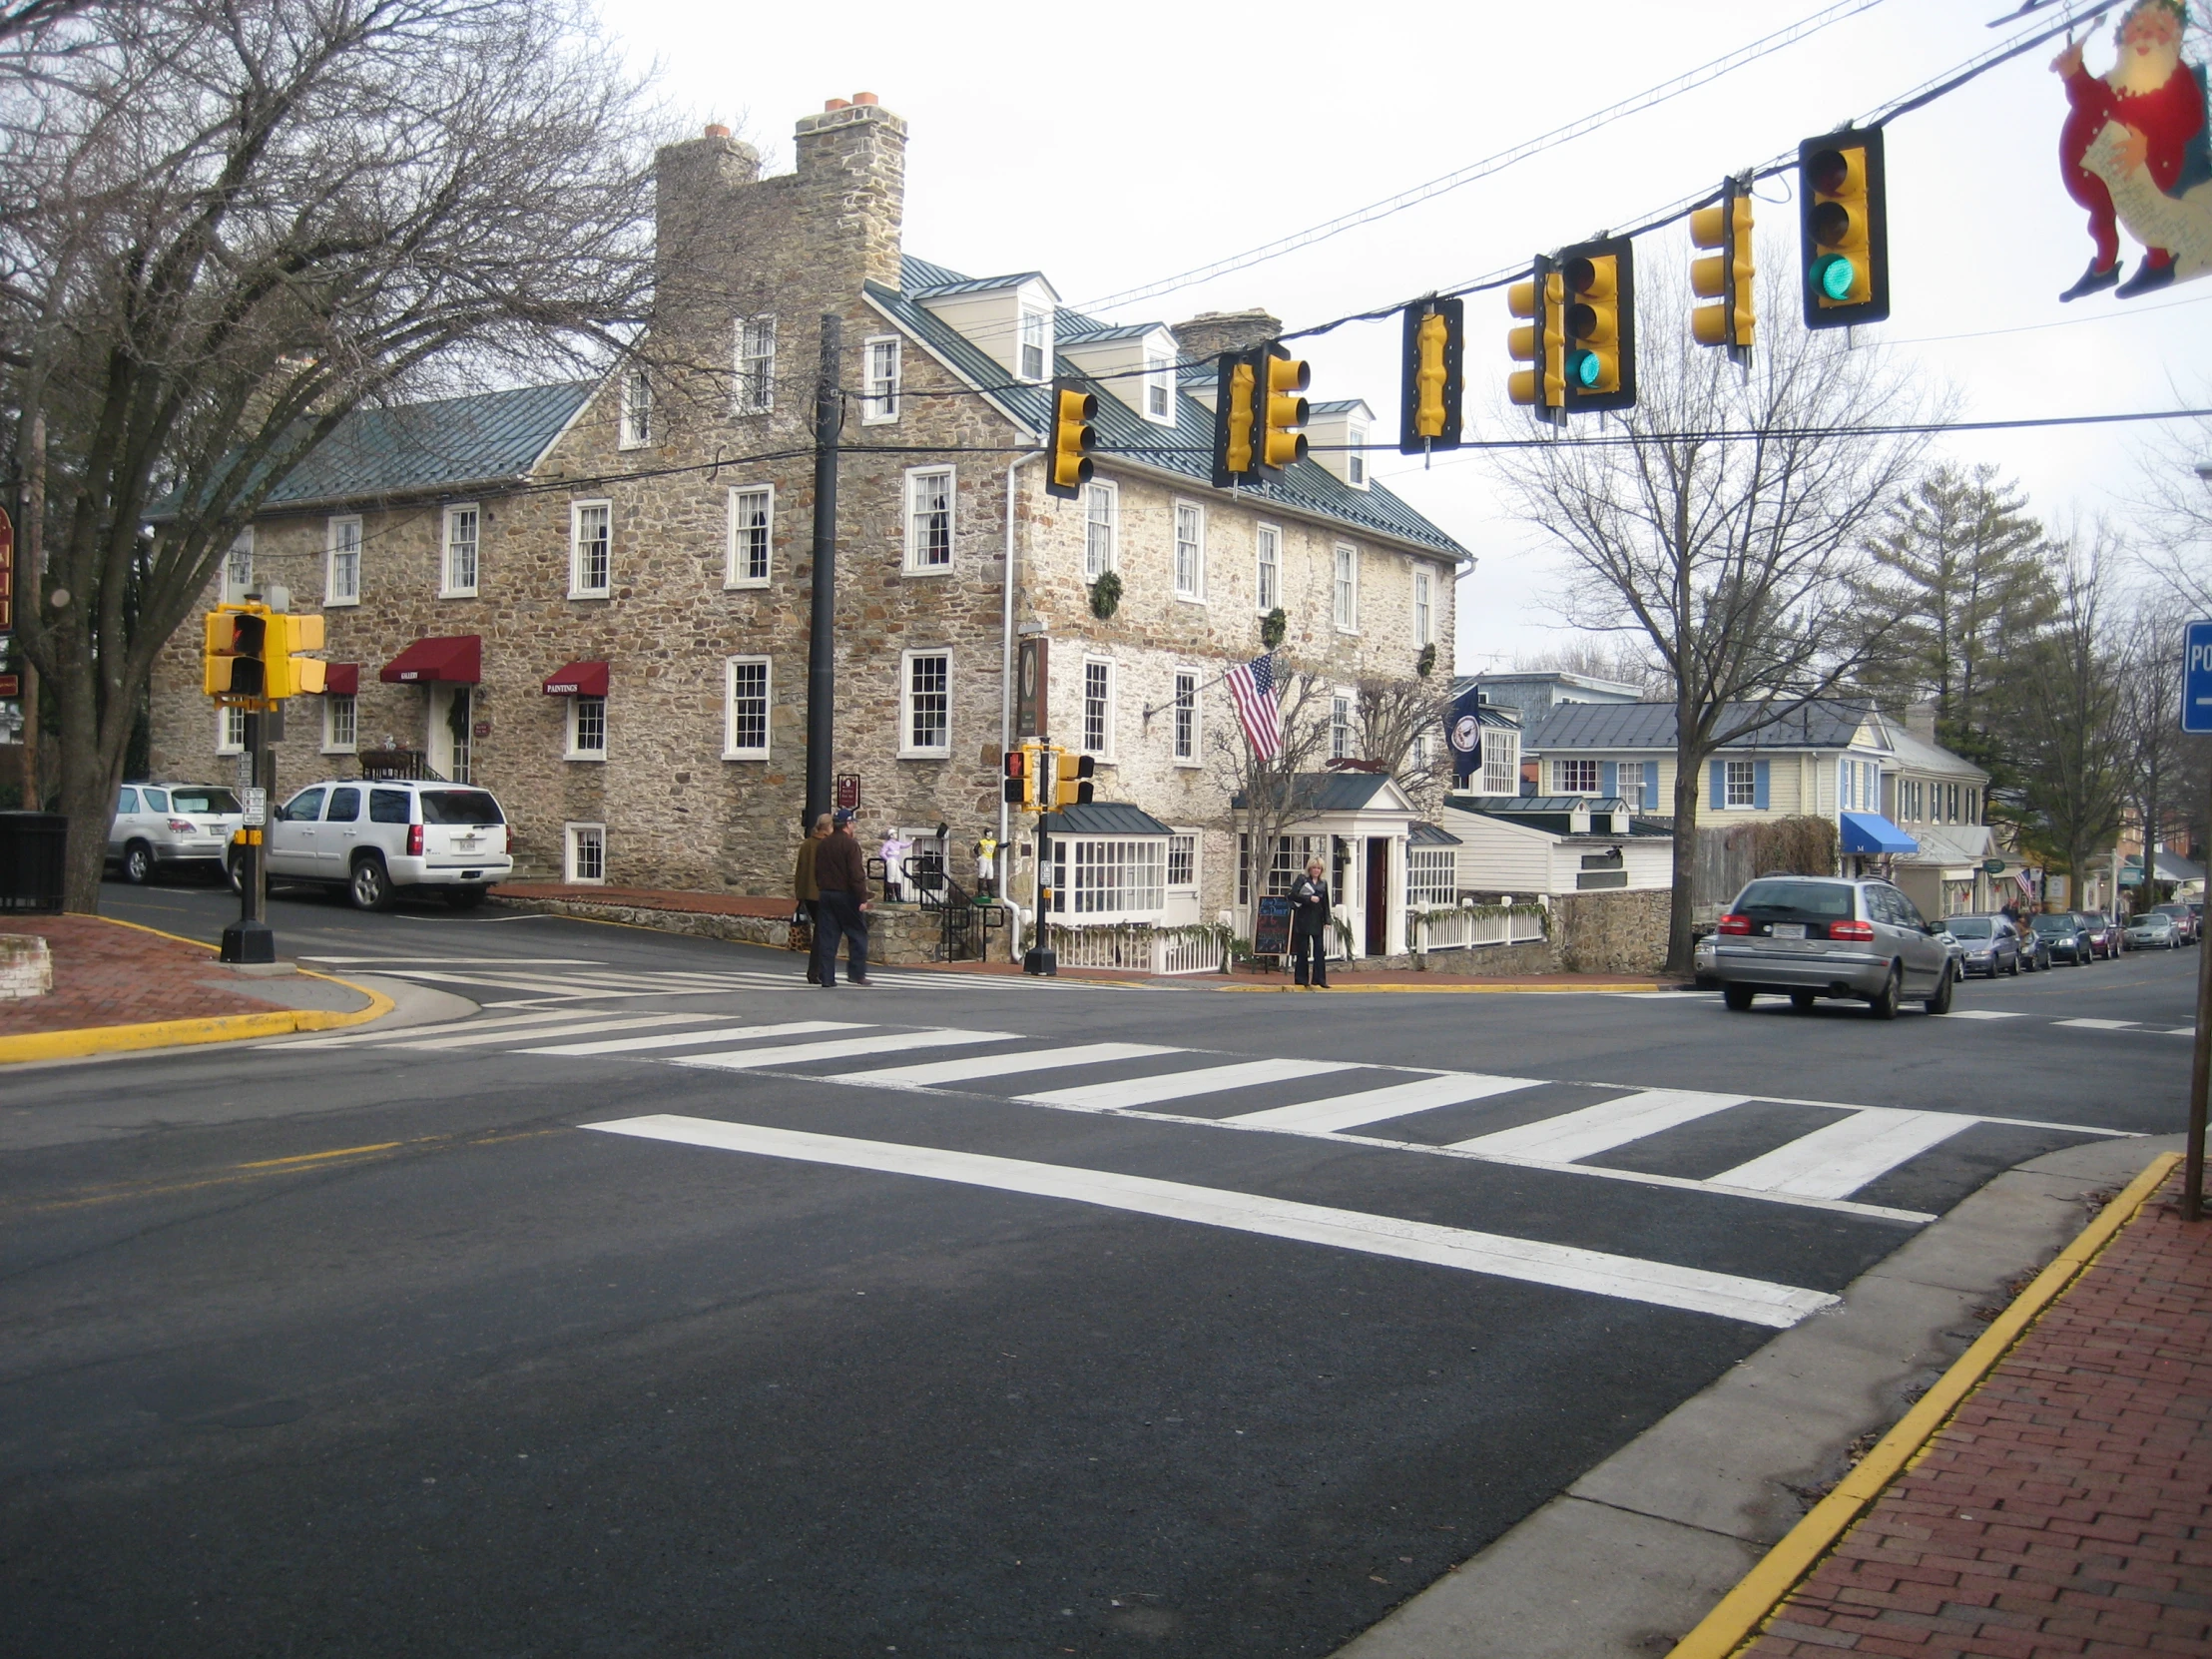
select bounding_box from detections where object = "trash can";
[0,812,67,913]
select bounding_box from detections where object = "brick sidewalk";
[1746,1171,2212,1657]
[0,915,282,1035]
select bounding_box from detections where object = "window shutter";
[1600,762,1618,799]
[1709,761,1725,812]
[1754,761,1771,811]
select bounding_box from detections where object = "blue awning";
[1840,812,1918,855]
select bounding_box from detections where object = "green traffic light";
[1816,254,1857,301]
[1569,349,1601,388]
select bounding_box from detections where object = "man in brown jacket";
[812,809,872,988]
[794,815,830,984]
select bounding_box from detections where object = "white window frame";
[1048,836,1167,922]
[221,528,255,604]
[1331,694,1353,762]
[1333,543,1359,633]
[723,656,771,760]
[1083,481,1117,580]
[726,484,774,589]
[1480,729,1519,797]
[321,694,357,756]
[1255,522,1281,614]
[1727,759,1758,809]
[566,694,607,763]
[440,504,479,598]
[1412,567,1433,648]
[1408,845,1456,907]
[1554,757,1599,795]
[1080,658,1116,761]
[1174,501,1206,602]
[734,314,776,415]
[1347,422,1370,488]
[1172,667,1200,766]
[1017,306,1050,383]
[1167,829,1200,894]
[564,822,607,885]
[619,369,653,449]
[903,466,955,575]
[217,704,248,756]
[1142,347,1174,424]
[862,336,901,424]
[325,514,361,607]
[569,499,612,599]
[900,649,951,760]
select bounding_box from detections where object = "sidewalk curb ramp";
[0,916,394,1064]
[1662,1148,2184,1659]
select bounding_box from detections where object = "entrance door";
[427,685,472,783]
[1366,838,1388,957]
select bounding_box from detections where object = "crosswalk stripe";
[390,1013,723,1051]
[1710,1107,1976,1200]
[2054,1018,2138,1030]
[268,1009,588,1050]
[584,1116,1840,1330]
[1446,1088,1748,1163]
[1230,1071,1544,1133]
[672,1029,1021,1071]
[520,1020,865,1057]
[1946,1009,2026,1020]
[1017,1057,1362,1111]
[841,1042,1185,1087]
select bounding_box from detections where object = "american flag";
[1225,652,1283,762]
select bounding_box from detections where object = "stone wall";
[1551,886,1671,974]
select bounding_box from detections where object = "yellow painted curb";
[0,915,395,1064]
[1216,981,1667,995]
[1664,1148,2185,1659]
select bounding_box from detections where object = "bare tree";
[1491,262,1933,972]
[1354,673,1452,814]
[0,0,659,908]
[1509,637,1670,697]
[2116,598,2188,922]
[2130,405,2212,610]
[1207,668,1335,933]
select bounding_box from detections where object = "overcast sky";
[602,0,2212,675]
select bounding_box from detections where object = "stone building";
[146,95,1467,958]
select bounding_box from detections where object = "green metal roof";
[256,381,595,509]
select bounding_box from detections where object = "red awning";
[542,660,609,698]
[380,636,480,686]
[322,662,360,697]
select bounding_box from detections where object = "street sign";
[835,774,860,812]
[2183,619,2212,734]
[1983,857,2006,875]
[242,787,267,828]
[0,674,17,698]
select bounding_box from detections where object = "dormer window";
[1346,422,1368,487]
[1145,348,1173,422]
[1018,307,1050,381]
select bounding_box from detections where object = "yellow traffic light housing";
[1257,344,1310,472]
[265,611,327,700]
[1691,184,1756,360]
[1398,296,1464,454]
[1506,259,1568,424]
[1044,378,1097,502]
[1799,127,1889,327]
[203,606,268,699]
[1211,350,1260,487]
[1558,237,1636,412]
[1053,750,1095,810]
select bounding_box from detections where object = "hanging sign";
[0,505,13,636]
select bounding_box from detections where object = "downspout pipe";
[1001,449,1041,960]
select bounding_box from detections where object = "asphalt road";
[0,879,2197,1658]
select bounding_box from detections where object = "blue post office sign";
[2186,621,2212,734]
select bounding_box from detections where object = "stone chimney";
[794,94,907,290]
[1172,309,1284,362]
[1906,702,1938,744]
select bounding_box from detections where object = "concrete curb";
[1216,981,1669,995]
[1662,1147,2184,1659]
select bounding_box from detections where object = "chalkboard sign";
[1253,893,1293,957]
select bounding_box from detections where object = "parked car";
[106,782,245,884]
[2015,923,2053,972]
[263,779,512,910]
[2125,911,2181,951]
[1713,875,1954,1019]
[2151,902,2198,944]
[2075,912,2118,959]
[2029,911,2095,965]
[1942,915,2021,978]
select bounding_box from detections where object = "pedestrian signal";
[1506,259,1567,422]
[1558,237,1635,412]
[1691,185,1756,357]
[1211,349,1260,488]
[1799,128,1888,328]
[1002,747,1037,811]
[1257,345,1310,472]
[1044,378,1097,502]
[203,607,269,699]
[1398,297,1464,453]
[265,612,327,700]
[1053,751,1095,810]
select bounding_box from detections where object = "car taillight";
[1718,913,1751,934]
[407,824,424,856]
[1828,919,1876,942]
[167,819,195,833]
[501,825,510,854]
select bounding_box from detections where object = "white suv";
[265,779,513,910]
[108,782,246,884]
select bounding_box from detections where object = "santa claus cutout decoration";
[2054,0,2212,299]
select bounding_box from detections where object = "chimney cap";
[824,97,849,112]
[851,91,878,106]
[703,123,731,138]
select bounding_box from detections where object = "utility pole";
[804,312,841,833]
[19,411,40,811]
[2187,753,2210,1222]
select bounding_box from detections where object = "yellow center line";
[239,1141,404,1169]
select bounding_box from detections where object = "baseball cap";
[832,809,855,828]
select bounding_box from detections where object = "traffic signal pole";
[804,312,842,834]
[220,706,276,964]
[2186,758,2210,1222]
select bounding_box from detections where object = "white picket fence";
[1047,923,1225,975]
[1411,906,1547,953]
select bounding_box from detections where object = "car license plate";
[454,834,478,848]
[1771,923,1807,940]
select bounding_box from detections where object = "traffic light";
[203,606,268,698]
[1053,750,1095,810]
[1506,258,1567,422]
[1799,127,1889,328]
[1558,237,1635,412]
[1044,378,1097,502]
[1210,349,1260,488]
[1691,184,1755,358]
[264,612,327,700]
[1002,746,1037,811]
[1256,344,1310,472]
[1398,297,1464,454]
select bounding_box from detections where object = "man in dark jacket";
[1288,855,1332,989]
[813,809,873,988]
[795,815,829,984]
